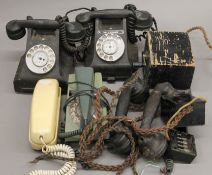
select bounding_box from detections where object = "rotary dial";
[96,33,125,62]
[25,44,56,74]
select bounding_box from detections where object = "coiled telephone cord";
[29,138,77,175]
[56,16,93,53]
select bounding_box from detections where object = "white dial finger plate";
[96,33,125,62]
[25,44,56,74]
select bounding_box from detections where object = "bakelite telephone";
[6,17,73,93]
[74,5,154,81]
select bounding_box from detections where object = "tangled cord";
[29,137,77,175]
[77,89,202,175]
[31,70,205,175]
[76,69,204,174]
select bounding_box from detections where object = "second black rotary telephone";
[6,4,156,93]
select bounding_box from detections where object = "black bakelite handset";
[108,68,151,155]
[139,83,192,159]
[138,90,167,159]
[109,88,167,159]
[76,7,154,44]
[76,9,153,31]
[6,18,59,40]
[6,17,86,44]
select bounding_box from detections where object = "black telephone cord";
[58,129,82,139]
[65,7,91,17]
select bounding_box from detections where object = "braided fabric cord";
[77,69,198,175]
[187,26,212,50]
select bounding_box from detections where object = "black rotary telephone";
[6,4,155,93]
[74,4,154,81]
[6,16,75,93]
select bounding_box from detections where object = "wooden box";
[145,31,195,89]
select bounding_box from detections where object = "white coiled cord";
[29,139,77,175]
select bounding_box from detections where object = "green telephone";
[64,70,107,142]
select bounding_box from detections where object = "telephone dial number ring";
[96,33,125,62]
[25,44,56,74]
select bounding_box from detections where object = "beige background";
[0,0,211,174]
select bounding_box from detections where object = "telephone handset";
[75,8,154,39]
[28,79,78,175]
[108,71,168,159]
[6,18,59,40]
[29,79,61,150]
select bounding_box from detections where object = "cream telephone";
[28,79,77,175]
[29,79,61,150]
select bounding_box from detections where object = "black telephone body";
[6,5,155,93]
[75,7,154,81]
[6,17,75,93]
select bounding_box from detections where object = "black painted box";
[145,31,195,90]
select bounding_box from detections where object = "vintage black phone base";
[10,24,74,93]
